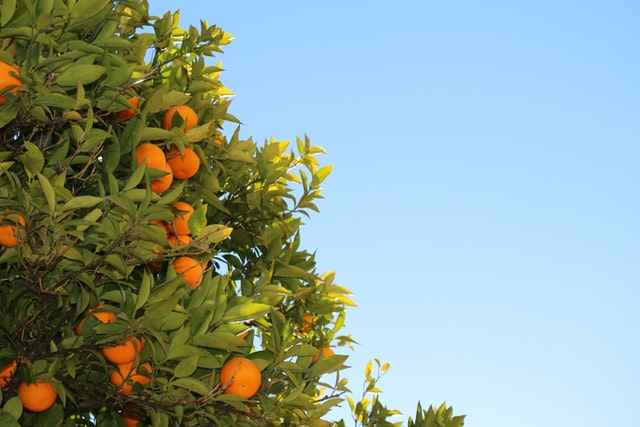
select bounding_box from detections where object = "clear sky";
[152,1,640,425]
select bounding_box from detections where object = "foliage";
[0,0,464,425]
[407,403,466,427]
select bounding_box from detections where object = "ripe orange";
[110,366,150,396]
[0,225,17,247]
[134,143,166,170]
[150,163,173,193]
[102,338,138,365]
[121,404,141,427]
[0,61,21,105]
[163,105,198,132]
[312,347,335,363]
[301,314,315,333]
[0,360,17,388]
[173,256,203,289]
[220,357,262,399]
[132,337,145,353]
[167,147,200,179]
[122,414,140,427]
[74,308,116,335]
[172,201,194,235]
[117,96,141,121]
[18,380,58,412]
[168,233,192,247]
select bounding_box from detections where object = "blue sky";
[152,1,640,425]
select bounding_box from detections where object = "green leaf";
[61,196,102,211]
[0,413,20,427]
[197,224,233,244]
[19,142,45,176]
[0,0,16,26]
[0,104,17,128]
[35,94,77,110]
[2,397,22,420]
[70,0,110,22]
[192,332,244,351]
[174,355,199,378]
[308,355,349,377]
[145,89,191,114]
[172,378,210,396]
[57,64,106,87]
[135,270,152,311]
[222,303,271,322]
[103,140,120,173]
[140,127,174,141]
[123,163,146,191]
[37,173,56,214]
[184,122,213,143]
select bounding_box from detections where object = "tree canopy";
[0,1,464,425]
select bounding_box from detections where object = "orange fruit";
[117,96,141,121]
[122,414,140,427]
[0,360,17,388]
[110,366,150,396]
[168,233,192,247]
[18,380,57,412]
[0,225,17,247]
[134,143,166,170]
[172,201,194,235]
[150,163,173,193]
[74,308,116,335]
[167,147,200,179]
[0,61,21,105]
[220,357,261,399]
[132,337,145,353]
[214,136,224,147]
[312,347,335,363]
[121,404,141,427]
[163,105,198,132]
[102,338,138,365]
[173,256,203,289]
[301,314,315,333]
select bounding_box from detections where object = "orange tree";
[0,1,464,426]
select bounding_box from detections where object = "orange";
[134,143,166,170]
[301,314,315,333]
[18,380,58,412]
[102,338,138,364]
[0,360,17,388]
[0,61,21,105]
[74,308,116,335]
[0,225,17,247]
[167,147,200,179]
[110,366,150,396]
[220,357,261,399]
[168,233,192,247]
[172,201,194,235]
[163,105,198,132]
[117,96,141,121]
[121,404,141,427]
[214,136,224,147]
[173,256,203,289]
[312,347,335,363]
[150,163,173,193]
[122,414,140,427]
[132,337,145,353]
